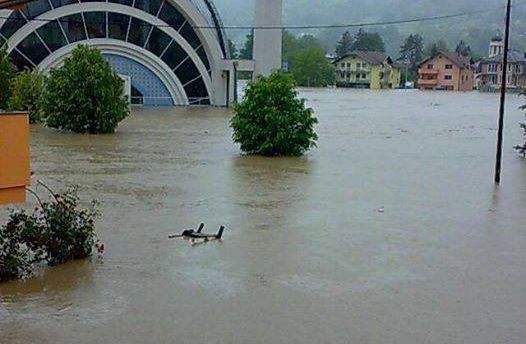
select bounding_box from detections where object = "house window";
[427,64,433,69]
[445,64,453,69]
[347,63,351,68]
[341,63,345,68]
[362,63,368,68]
[445,75,452,80]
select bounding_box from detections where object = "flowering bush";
[0,186,100,282]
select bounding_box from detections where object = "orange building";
[417,52,474,91]
[0,112,30,205]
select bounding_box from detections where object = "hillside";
[214,0,526,57]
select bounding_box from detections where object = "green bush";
[0,186,99,282]
[231,71,318,156]
[0,48,16,110]
[8,69,46,123]
[0,211,44,281]
[42,45,129,133]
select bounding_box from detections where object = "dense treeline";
[216,0,524,57]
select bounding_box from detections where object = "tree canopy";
[351,29,385,52]
[335,31,353,57]
[239,31,253,59]
[0,48,16,110]
[399,34,424,78]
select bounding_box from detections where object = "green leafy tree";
[231,71,318,156]
[228,39,238,59]
[282,31,300,66]
[42,45,129,133]
[351,29,385,52]
[290,49,335,87]
[335,30,353,57]
[0,48,16,110]
[239,30,254,59]
[455,40,472,57]
[399,34,424,78]
[8,69,46,123]
[425,39,449,57]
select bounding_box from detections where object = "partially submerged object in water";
[169,223,225,242]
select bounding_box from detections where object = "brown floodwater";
[1,88,526,343]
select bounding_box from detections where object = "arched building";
[0,0,282,106]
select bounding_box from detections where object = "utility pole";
[495,0,512,184]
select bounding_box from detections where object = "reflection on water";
[1,89,526,343]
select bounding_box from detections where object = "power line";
[0,0,525,31]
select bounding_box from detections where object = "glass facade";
[0,0,216,105]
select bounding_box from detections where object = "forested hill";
[214,0,526,56]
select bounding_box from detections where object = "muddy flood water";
[1,88,526,343]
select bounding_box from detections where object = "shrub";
[0,48,16,110]
[0,185,100,281]
[38,187,99,265]
[42,45,129,133]
[0,210,43,281]
[8,69,46,123]
[231,71,318,156]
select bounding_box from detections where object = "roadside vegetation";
[0,185,99,282]
[231,71,318,156]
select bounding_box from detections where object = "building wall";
[389,67,402,88]
[418,55,473,91]
[0,113,30,205]
[335,56,371,86]
[370,65,381,89]
[335,56,400,89]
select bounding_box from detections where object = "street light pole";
[495,0,512,184]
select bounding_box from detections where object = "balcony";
[417,78,438,86]
[418,68,439,75]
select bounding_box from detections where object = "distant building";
[417,52,473,91]
[477,35,526,92]
[333,51,402,89]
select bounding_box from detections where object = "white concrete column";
[253,0,282,76]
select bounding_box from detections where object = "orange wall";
[419,55,473,91]
[0,112,30,205]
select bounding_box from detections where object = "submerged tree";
[42,45,129,134]
[8,69,46,123]
[290,49,334,87]
[231,71,318,156]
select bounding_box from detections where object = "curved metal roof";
[189,0,229,59]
